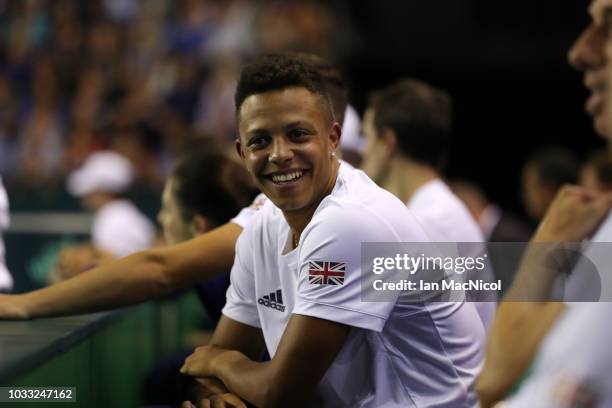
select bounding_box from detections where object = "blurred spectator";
[66,150,155,259]
[16,55,64,186]
[0,72,18,175]
[0,0,354,201]
[143,147,258,405]
[580,150,612,192]
[340,104,366,167]
[0,176,12,291]
[361,78,496,327]
[521,146,579,223]
[450,179,532,242]
[450,179,532,294]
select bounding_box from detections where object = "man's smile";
[264,169,308,186]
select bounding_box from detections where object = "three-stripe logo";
[258,289,285,312]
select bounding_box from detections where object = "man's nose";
[269,137,293,164]
[568,24,606,71]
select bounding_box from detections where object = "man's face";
[568,0,612,140]
[360,107,391,183]
[236,87,340,214]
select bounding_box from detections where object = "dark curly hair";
[285,52,347,123]
[235,53,334,123]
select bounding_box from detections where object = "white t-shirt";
[503,303,612,408]
[92,199,155,258]
[502,213,612,406]
[223,164,485,407]
[231,193,267,229]
[408,179,497,328]
[0,177,12,291]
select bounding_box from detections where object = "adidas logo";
[258,289,285,312]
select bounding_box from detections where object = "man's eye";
[248,136,267,147]
[290,129,309,139]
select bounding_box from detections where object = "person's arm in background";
[0,222,242,319]
[477,186,612,407]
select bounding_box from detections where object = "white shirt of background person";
[0,176,13,291]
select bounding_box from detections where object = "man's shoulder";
[239,196,285,245]
[308,177,429,243]
[410,180,484,242]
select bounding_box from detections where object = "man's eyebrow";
[246,127,267,135]
[283,121,311,130]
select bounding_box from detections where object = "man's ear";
[329,122,342,152]
[191,215,209,235]
[235,138,246,160]
[381,128,398,155]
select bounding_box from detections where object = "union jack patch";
[308,261,346,285]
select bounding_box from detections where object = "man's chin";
[273,199,306,213]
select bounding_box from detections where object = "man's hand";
[181,377,246,408]
[0,294,29,319]
[54,244,114,282]
[181,345,242,378]
[181,393,247,408]
[534,185,612,242]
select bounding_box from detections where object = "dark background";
[345,0,602,214]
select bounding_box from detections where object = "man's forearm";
[4,222,242,319]
[504,243,571,301]
[16,249,170,318]
[212,350,292,408]
[477,302,564,407]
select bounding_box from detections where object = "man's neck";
[378,156,439,204]
[284,160,340,240]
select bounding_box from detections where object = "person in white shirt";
[360,78,496,328]
[66,150,155,258]
[0,176,13,292]
[502,303,612,408]
[180,53,486,408]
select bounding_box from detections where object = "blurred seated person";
[144,148,257,405]
[450,179,532,295]
[0,176,12,292]
[53,151,155,280]
[580,149,612,192]
[361,78,496,327]
[521,146,579,223]
[156,148,257,321]
[450,179,532,242]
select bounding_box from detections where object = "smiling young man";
[180,54,486,408]
[0,53,348,321]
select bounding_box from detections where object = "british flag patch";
[308,261,346,285]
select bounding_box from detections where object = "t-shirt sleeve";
[221,228,261,328]
[231,193,267,229]
[292,205,400,332]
